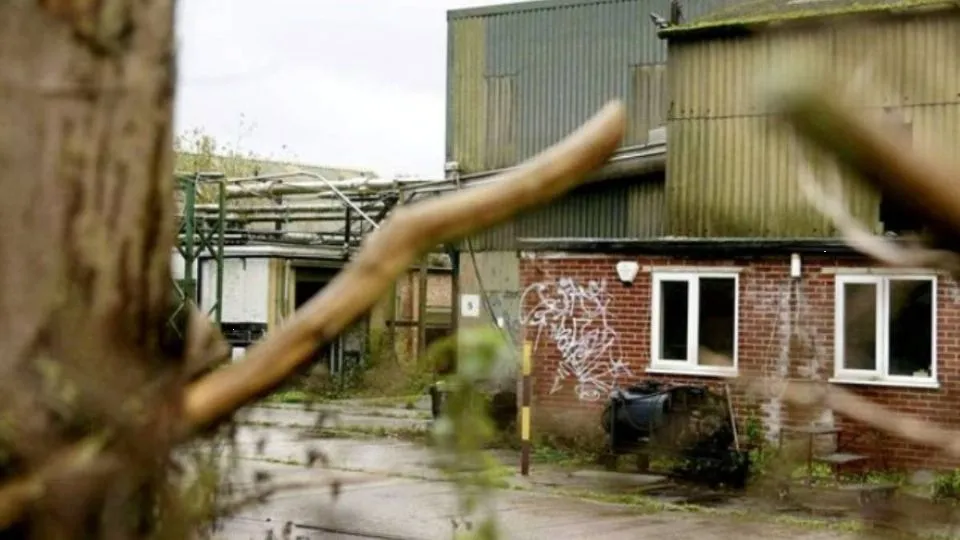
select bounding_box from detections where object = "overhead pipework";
[176,168,448,254]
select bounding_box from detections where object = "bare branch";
[797,153,960,272]
[181,101,628,433]
[765,73,960,245]
[747,378,960,459]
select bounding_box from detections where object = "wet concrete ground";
[217,402,858,539]
[238,401,432,433]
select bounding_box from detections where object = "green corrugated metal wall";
[446,0,729,250]
[447,0,724,174]
[464,173,665,250]
[666,16,960,237]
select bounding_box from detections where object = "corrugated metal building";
[661,0,960,237]
[448,0,725,170]
[444,0,732,344]
[446,0,727,251]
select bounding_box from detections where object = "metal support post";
[172,173,226,336]
[417,257,429,358]
[181,174,197,304]
[213,179,226,324]
[520,341,533,476]
[446,246,460,337]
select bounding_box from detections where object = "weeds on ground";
[933,470,960,502]
[279,332,439,403]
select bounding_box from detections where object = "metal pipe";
[198,212,376,220]
[195,201,384,213]
[224,171,380,228]
[223,171,443,189]
[214,215,358,223]
[219,188,389,202]
[407,141,667,196]
[223,177,440,197]
[214,181,226,322]
[202,210,375,219]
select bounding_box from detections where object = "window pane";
[888,280,933,377]
[697,277,736,366]
[659,280,689,361]
[842,283,877,371]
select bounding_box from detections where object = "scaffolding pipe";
[197,211,380,219]
[223,171,442,190]
[186,234,362,249]
[223,171,381,228]
[224,180,388,198]
[194,201,385,213]
[204,214,369,223]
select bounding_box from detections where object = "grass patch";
[530,445,592,468]
[358,395,423,409]
[266,389,327,405]
[301,424,433,444]
[567,488,864,533]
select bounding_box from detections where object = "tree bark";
[0,1,181,537]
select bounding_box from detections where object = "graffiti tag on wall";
[520,278,632,401]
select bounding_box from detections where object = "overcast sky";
[174,0,507,178]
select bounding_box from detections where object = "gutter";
[515,237,886,256]
[448,0,628,20]
[658,1,958,42]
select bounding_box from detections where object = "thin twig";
[182,101,627,433]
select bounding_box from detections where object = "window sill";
[828,377,940,390]
[646,365,739,379]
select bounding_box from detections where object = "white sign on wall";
[460,294,481,318]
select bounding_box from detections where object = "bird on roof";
[649,12,669,29]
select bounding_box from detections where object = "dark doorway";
[294,266,339,371]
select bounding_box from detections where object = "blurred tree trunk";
[0,1,182,537]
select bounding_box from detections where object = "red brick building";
[519,240,956,469]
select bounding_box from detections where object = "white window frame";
[832,273,938,389]
[649,270,739,377]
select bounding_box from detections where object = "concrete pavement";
[238,401,432,433]
[217,402,861,540]
[218,455,851,540]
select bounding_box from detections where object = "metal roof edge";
[658,0,958,41]
[467,141,664,183]
[448,0,631,20]
[516,237,872,255]
[407,142,664,198]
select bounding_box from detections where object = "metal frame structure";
[172,167,455,378]
[193,171,428,253]
[171,172,226,336]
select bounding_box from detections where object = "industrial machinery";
[600,380,751,489]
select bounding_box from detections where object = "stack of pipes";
[179,169,446,249]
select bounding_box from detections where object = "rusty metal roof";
[660,0,957,38]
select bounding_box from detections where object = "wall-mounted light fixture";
[790,253,802,279]
[616,260,640,286]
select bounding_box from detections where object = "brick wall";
[519,252,960,470]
